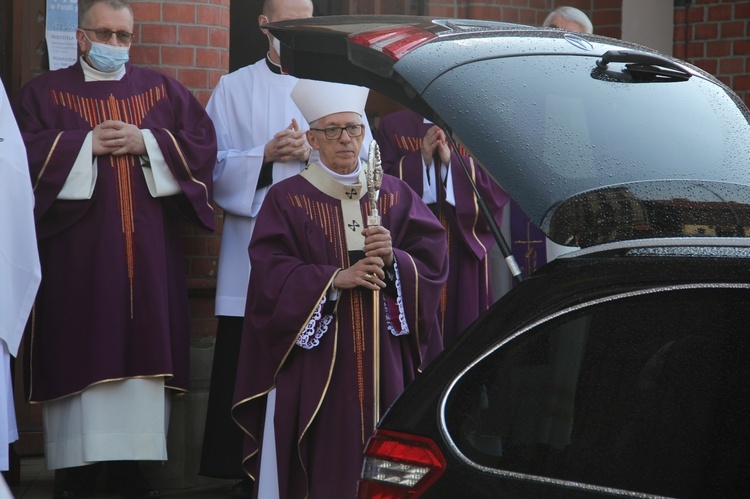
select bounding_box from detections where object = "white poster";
[46,0,79,71]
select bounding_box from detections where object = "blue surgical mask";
[87,40,129,73]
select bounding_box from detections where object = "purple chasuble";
[232,163,447,499]
[14,61,216,402]
[376,108,509,348]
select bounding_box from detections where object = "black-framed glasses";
[81,28,134,44]
[310,124,365,140]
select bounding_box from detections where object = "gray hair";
[543,6,593,34]
[78,0,133,27]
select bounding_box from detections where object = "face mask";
[87,41,130,73]
[272,36,281,56]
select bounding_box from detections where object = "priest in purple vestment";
[232,80,448,499]
[12,1,216,497]
[376,108,510,348]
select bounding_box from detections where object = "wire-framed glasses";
[81,28,134,44]
[310,124,365,140]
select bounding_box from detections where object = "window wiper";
[594,49,693,82]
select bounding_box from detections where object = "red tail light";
[350,26,437,61]
[357,429,446,498]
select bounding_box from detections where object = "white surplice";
[0,83,42,471]
[208,57,374,317]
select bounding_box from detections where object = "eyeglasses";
[81,28,134,44]
[310,124,365,140]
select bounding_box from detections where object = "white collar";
[80,56,126,82]
[318,161,362,185]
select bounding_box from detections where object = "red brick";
[153,66,177,79]
[693,58,718,75]
[719,56,745,74]
[130,2,161,23]
[687,6,706,23]
[673,44,687,60]
[178,68,210,89]
[736,2,750,20]
[188,294,215,317]
[732,74,750,91]
[179,25,209,45]
[519,9,537,25]
[708,4,732,21]
[196,47,223,68]
[476,5,504,20]
[197,5,224,26]
[735,39,750,55]
[426,5,457,17]
[597,26,621,39]
[593,0,621,9]
[209,27,230,49]
[563,0,590,10]
[162,46,196,67]
[706,40,731,56]
[190,256,217,277]
[164,4,196,24]
[674,8,686,24]
[141,24,177,44]
[673,25,688,43]
[592,9,621,27]
[499,7,520,23]
[687,41,705,58]
[182,235,208,256]
[129,45,161,65]
[721,21,745,38]
[695,22,719,40]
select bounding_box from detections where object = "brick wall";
[674,0,750,107]
[128,0,230,339]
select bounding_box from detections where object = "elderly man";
[543,5,594,34]
[199,1,372,492]
[13,0,216,497]
[232,79,448,499]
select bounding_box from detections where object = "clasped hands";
[421,125,451,166]
[334,226,394,291]
[93,120,147,157]
[264,118,311,163]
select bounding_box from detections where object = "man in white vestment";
[0,82,41,474]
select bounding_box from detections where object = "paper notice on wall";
[46,0,79,71]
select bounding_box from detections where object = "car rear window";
[443,285,750,497]
[419,52,750,241]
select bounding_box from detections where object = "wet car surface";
[265,16,750,498]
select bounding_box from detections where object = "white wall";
[621,0,674,55]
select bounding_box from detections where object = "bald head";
[543,6,593,34]
[262,0,314,18]
[260,0,313,64]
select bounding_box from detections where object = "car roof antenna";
[445,130,524,285]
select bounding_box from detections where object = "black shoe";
[227,476,254,498]
[106,461,160,498]
[53,465,98,498]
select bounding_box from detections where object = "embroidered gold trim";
[34,132,64,192]
[162,129,213,213]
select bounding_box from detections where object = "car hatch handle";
[596,49,692,81]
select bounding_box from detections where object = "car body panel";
[265,16,750,247]
[261,15,750,498]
